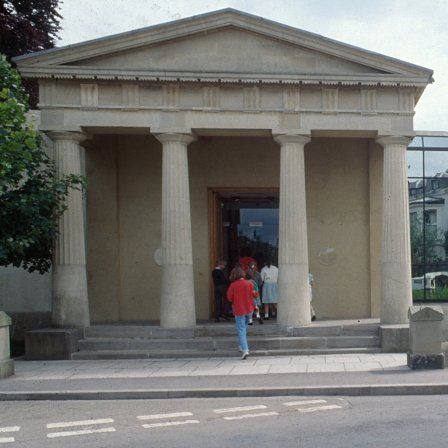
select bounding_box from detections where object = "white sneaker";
[241,351,249,360]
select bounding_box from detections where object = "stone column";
[48,132,90,328]
[376,135,413,324]
[275,134,311,327]
[155,133,196,328]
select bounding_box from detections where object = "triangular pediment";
[60,27,390,77]
[14,9,433,86]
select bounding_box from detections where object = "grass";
[413,286,448,301]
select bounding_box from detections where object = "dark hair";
[265,259,272,268]
[240,247,251,257]
[249,261,258,271]
[230,267,246,282]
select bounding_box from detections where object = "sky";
[58,0,448,131]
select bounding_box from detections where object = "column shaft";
[49,132,90,328]
[377,136,413,324]
[275,134,311,327]
[157,133,196,328]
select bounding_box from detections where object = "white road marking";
[213,405,267,414]
[0,429,19,444]
[298,405,343,413]
[46,418,114,429]
[47,427,116,438]
[223,411,279,420]
[284,400,327,407]
[137,412,193,420]
[142,420,200,429]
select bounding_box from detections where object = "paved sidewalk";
[10,353,409,380]
[1,353,448,399]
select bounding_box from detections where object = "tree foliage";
[0,54,83,273]
[0,0,62,106]
[0,0,62,59]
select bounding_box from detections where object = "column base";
[53,264,90,328]
[380,324,409,352]
[0,359,14,378]
[160,264,196,329]
[25,328,84,360]
[278,263,311,327]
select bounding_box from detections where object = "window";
[408,135,448,302]
[424,209,437,225]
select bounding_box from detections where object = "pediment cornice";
[13,8,433,87]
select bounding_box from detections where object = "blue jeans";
[235,314,251,352]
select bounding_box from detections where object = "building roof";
[13,8,433,91]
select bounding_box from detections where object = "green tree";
[0,0,62,106]
[0,0,61,59]
[0,54,83,274]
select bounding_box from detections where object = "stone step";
[85,323,379,339]
[78,335,380,352]
[72,347,382,360]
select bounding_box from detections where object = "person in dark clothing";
[212,260,229,322]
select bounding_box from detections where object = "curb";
[1,383,448,400]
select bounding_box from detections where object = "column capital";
[274,134,310,146]
[47,131,87,144]
[376,135,413,147]
[154,132,195,145]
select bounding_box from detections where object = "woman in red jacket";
[227,267,255,359]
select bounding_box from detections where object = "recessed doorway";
[208,188,279,317]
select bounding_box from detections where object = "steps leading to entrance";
[73,322,381,359]
[78,335,380,351]
[72,347,381,360]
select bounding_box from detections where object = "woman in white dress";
[260,260,278,319]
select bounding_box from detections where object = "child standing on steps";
[247,263,263,325]
[260,260,278,319]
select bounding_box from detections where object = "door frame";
[207,187,279,318]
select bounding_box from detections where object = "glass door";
[221,197,279,269]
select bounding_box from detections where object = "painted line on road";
[284,400,327,407]
[137,412,193,420]
[298,405,343,413]
[0,429,19,444]
[223,411,279,420]
[47,427,116,438]
[214,405,267,414]
[46,418,114,429]
[142,420,200,429]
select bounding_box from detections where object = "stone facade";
[12,9,433,330]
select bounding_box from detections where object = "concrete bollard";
[0,312,14,378]
[407,305,444,369]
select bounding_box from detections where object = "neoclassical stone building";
[13,9,433,333]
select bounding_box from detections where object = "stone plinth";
[0,312,14,378]
[380,324,409,353]
[25,328,83,360]
[407,305,444,369]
